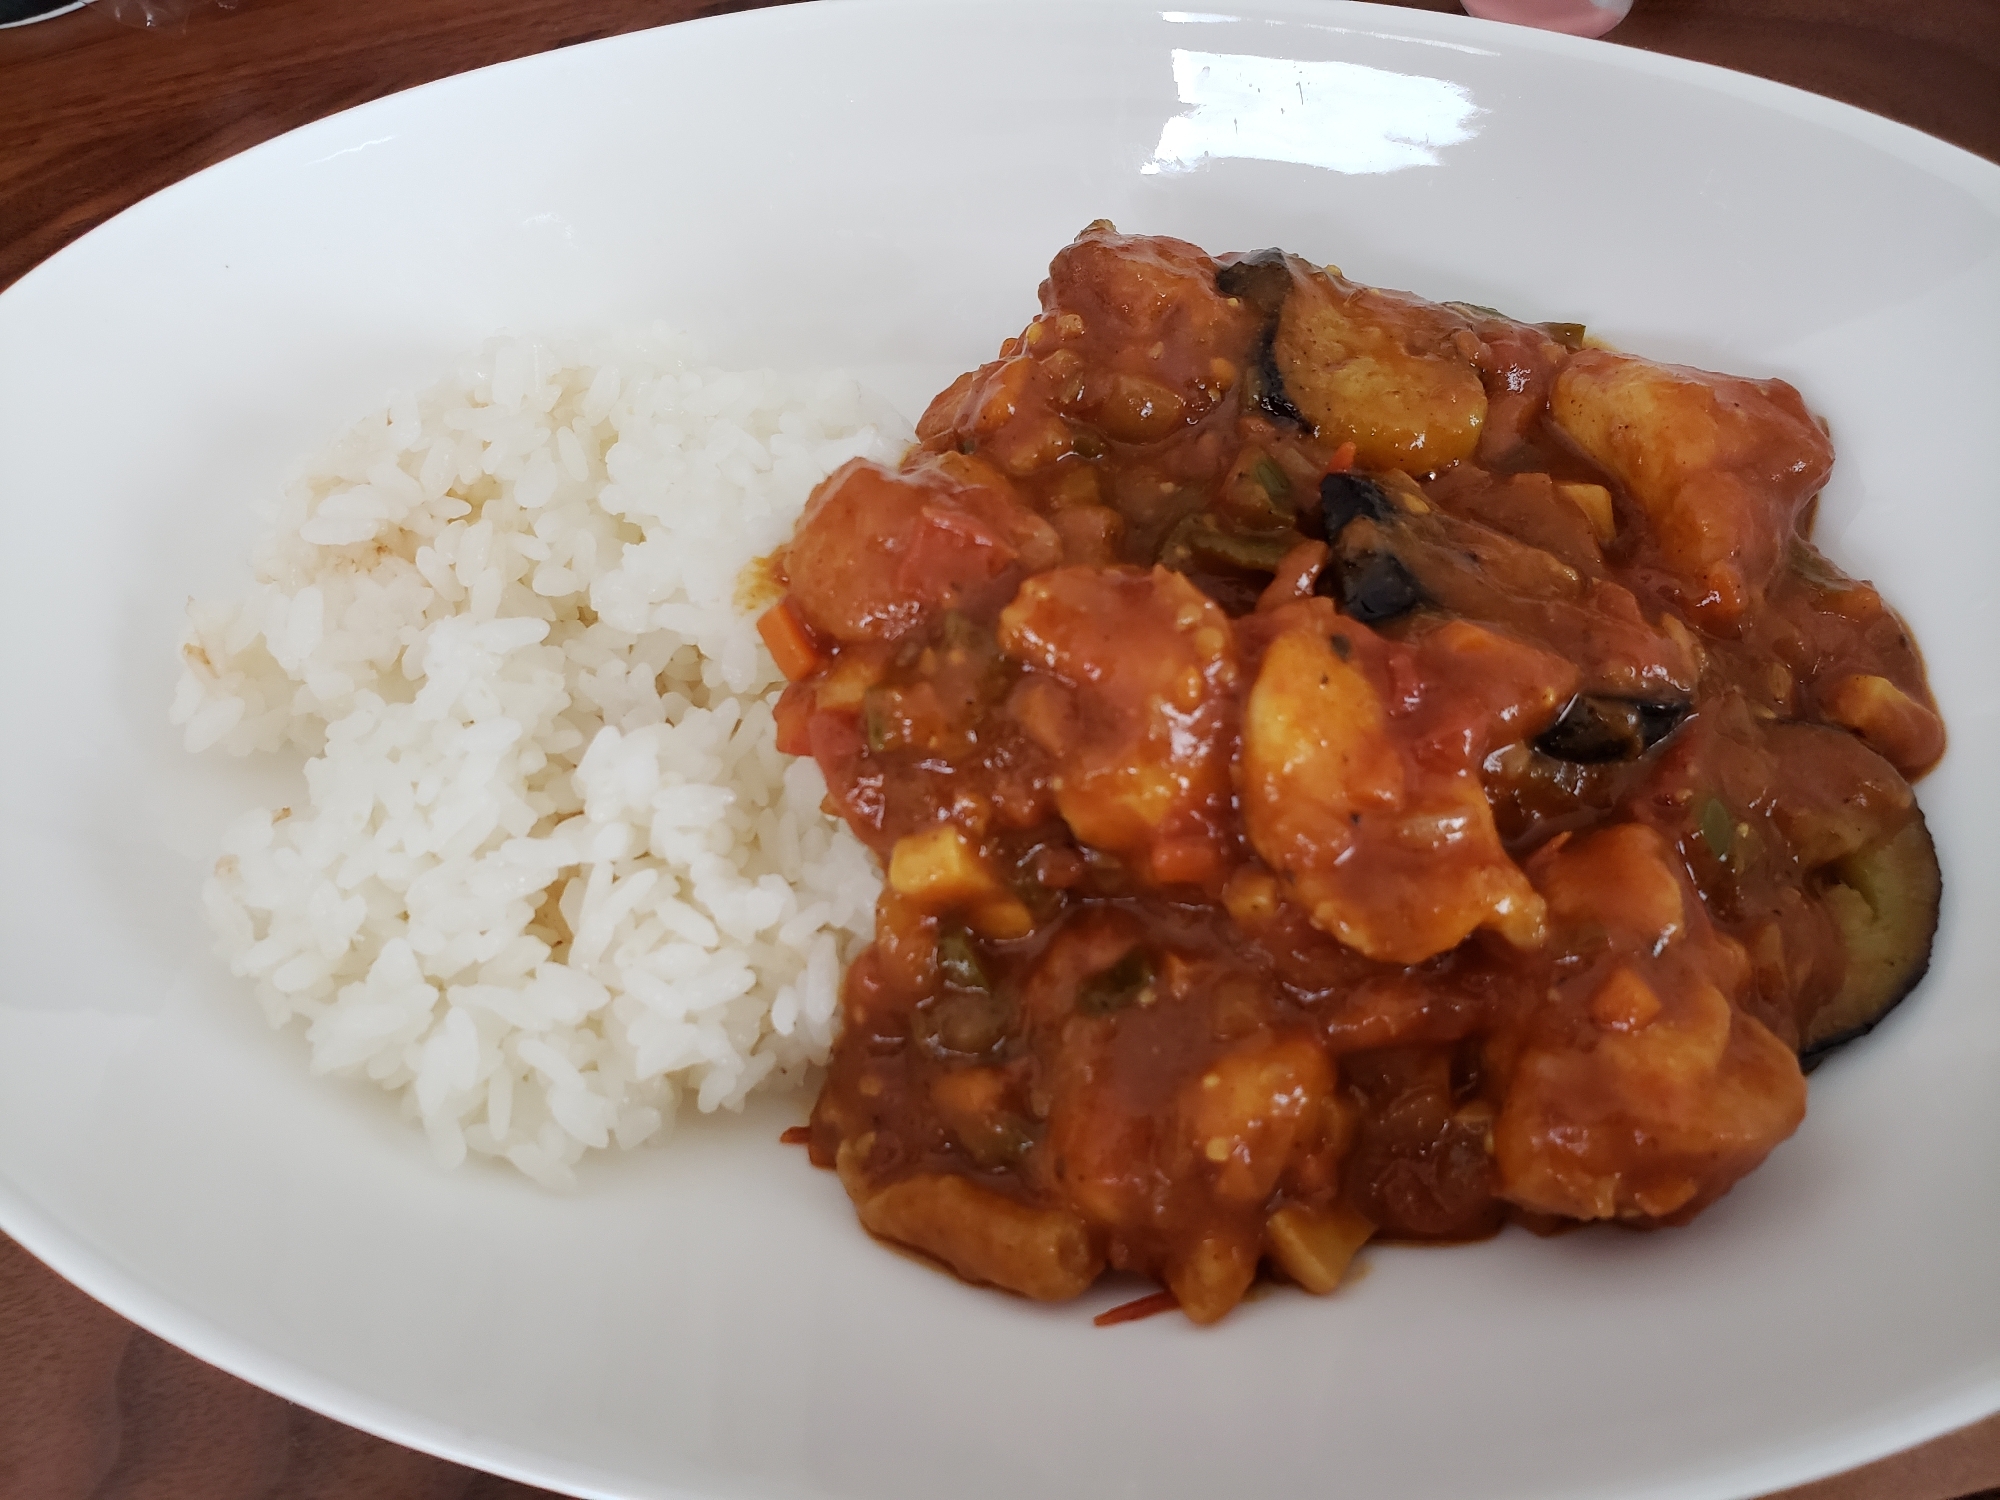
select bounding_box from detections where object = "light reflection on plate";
[0,4,1996,1499]
[1143,49,1484,175]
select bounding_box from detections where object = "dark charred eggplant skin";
[1216,250,1307,428]
[1244,330,1307,427]
[1799,810,1942,1069]
[1318,550,1426,623]
[1534,696,1691,764]
[1310,473,1427,622]
[1319,471,1396,538]
[1215,249,1293,315]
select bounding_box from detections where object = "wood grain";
[0,0,795,292]
[1,1,1996,1498]
[1,0,1995,292]
[1614,0,2000,160]
[1,1232,560,1499]
[1383,0,2000,166]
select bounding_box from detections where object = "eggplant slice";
[1321,549,1427,624]
[1203,250,1938,1069]
[1267,265,1488,473]
[1214,252,1489,470]
[1215,249,1307,428]
[1534,695,1691,764]
[1318,470,1396,535]
[1801,810,1942,1066]
[1309,468,1695,703]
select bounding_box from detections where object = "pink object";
[1459,0,1633,38]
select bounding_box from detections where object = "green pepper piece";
[1160,513,1295,574]
[1251,453,1293,505]
[937,926,989,990]
[1076,948,1155,1017]
[938,610,983,651]
[1699,797,1735,862]
[1199,528,1294,571]
[861,688,892,752]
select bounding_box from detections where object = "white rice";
[170,331,905,1185]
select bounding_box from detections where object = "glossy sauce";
[770,225,1943,1322]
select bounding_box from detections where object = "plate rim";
[2,3,1997,1498]
[5,0,1999,318]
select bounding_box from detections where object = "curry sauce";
[765,225,1943,1323]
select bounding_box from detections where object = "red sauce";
[772,225,1943,1323]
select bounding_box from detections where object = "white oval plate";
[2,3,1996,1497]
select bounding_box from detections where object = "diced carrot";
[1149,835,1222,888]
[773,682,816,757]
[1326,441,1357,473]
[1093,1289,1180,1327]
[758,598,824,682]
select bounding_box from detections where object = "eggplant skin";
[1319,471,1396,538]
[1534,695,1690,764]
[1323,550,1426,623]
[1216,250,1307,428]
[1800,810,1942,1068]
[1214,249,1293,316]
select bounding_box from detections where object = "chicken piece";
[1819,673,1946,778]
[785,454,1060,644]
[1162,1030,1341,1323]
[1026,222,1265,443]
[1239,602,1574,964]
[998,565,1239,887]
[847,1169,1103,1302]
[1541,823,1690,950]
[1018,910,1164,1234]
[914,354,1077,476]
[1179,1035,1334,1207]
[1549,351,1834,629]
[1270,264,1488,473]
[1494,823,1807,1220]
[1020,911,1341,1322]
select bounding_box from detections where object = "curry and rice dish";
[175,222,1943,1320]
[764,224,1944,1323]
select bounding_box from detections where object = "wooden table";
[1,1,1995,1496]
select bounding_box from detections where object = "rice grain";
[172,331,903,1185]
